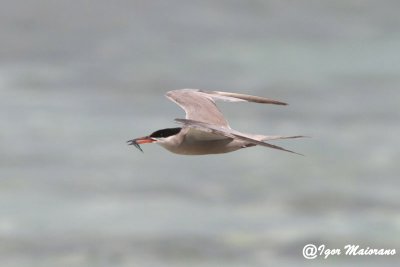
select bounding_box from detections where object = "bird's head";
[127,127,182,152]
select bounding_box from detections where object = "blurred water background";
[1,1,399,266]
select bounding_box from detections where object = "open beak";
[127,136,156,152]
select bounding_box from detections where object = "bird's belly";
[160,138,243,155]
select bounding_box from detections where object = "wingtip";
[273,100,288,105]
[262,99,288,106]
[285,149,304,156]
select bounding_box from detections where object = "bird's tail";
[255,135,306,141]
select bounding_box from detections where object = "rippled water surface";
[1,1,399,266]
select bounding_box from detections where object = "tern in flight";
[128,89,305,155]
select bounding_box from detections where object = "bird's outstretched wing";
[175,118,303,155]
[166,89,287,128]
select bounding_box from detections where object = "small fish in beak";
[127,136,156,152]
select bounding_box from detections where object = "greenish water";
[0,1,399,266]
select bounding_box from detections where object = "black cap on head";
[150,127,182,138]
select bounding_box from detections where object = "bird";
[128,89,305,155]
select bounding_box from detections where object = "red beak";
[134,136,156,144]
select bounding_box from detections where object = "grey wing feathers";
[165,89,288,127]
[166,89,230,127]
[202,90,288,105]
[175,118,303,155]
